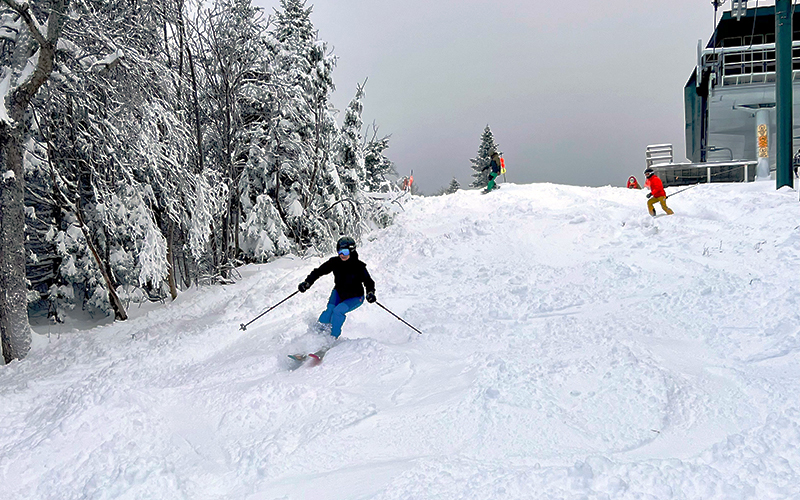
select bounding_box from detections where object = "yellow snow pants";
[647,196,674,216]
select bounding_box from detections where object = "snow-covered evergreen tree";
[250,0,351,253]
[446,177,460,194]
[0,0,399,333]
[27,0,206,318]
[470,125,499,188]
[363,122,396,193]
[337,81,366,195]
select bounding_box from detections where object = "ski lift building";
[684,3,800,177]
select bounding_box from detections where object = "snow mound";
[3,181,800,499]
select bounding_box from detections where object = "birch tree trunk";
[0,0,69,363]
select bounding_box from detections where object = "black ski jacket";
[304,251,375,300]
[490,158,501,174]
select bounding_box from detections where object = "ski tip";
[308,353,321,361]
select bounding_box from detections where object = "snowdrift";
[2,181,800,499]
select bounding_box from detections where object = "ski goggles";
[337,248,350,256]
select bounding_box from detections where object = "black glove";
[365,292,376,303]
[298,281,310,293]
[646,193,652,199]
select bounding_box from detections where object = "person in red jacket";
[644,168,674,216]
[627,176,640,189]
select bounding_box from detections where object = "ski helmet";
[644,167,654,177]
[336,236,356,252]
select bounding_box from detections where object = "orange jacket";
[645,175,666,198]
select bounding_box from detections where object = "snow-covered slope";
[3,182,800,499]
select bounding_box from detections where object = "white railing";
[646,144,673,167]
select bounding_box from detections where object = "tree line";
[0,0,398,363]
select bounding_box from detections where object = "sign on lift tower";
[732,0,747,21]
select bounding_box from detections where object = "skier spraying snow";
[644,168,674,217]
[297,236,376,340]
[483,152,502,194]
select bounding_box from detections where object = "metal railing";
[700,41,800,88]
[645,144,673,167]
[651,161,758,188]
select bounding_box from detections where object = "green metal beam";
[775,0,794,189]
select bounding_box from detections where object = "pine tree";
[470,125,499,188]
[363,122,396,193]
[446,177,460,194]
[338,81,366,195]
[240,0,351,256]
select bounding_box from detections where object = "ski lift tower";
[775,0,794,189]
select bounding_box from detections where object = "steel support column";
[775,0,794,189]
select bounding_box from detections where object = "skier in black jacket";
[484,151,502,193]
[298,236,376,338]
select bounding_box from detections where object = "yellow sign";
[757,124,768,157]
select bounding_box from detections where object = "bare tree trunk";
[234,201,240,261]
[273,159,290,231]
[219,74,234,278]
[166,222,178,300]
[77,210,128,320]
[182,251,192,288]
[304,99,324,210]
[0,122,31,363]
[187,45,204,174]
[179,3,204,175]
[47,163,128,321]
[0,0,69,363]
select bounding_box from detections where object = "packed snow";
[3,181,800,499]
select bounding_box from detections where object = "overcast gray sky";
[255,0,745,193]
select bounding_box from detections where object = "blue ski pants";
[318,289,363,338]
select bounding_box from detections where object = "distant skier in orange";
[644,168,673,216]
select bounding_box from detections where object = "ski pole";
[666,184,700,199]
[374,301,423,335]
[240,290,300,331]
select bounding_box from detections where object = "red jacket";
[645,175,666,198]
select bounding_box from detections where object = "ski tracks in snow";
[5,182,800,499]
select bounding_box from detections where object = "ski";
[288,346,331,363]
